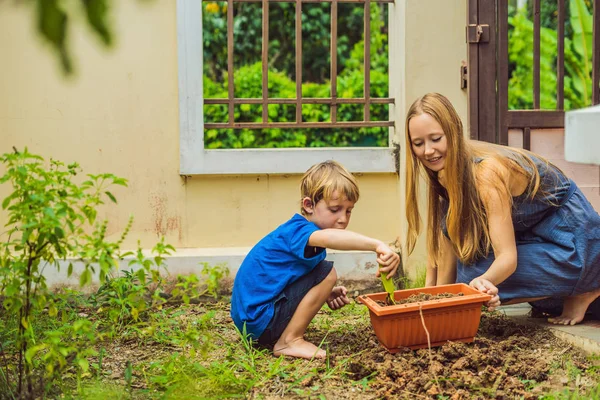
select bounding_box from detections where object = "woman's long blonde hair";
[405,93,546,265]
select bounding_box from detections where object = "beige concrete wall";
[404,0,468,123]
[392,0,468,278]
[0,0,468,281]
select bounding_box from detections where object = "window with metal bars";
[177,0,398,175]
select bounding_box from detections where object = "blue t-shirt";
[230,213,326,339]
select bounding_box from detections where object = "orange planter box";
[358,283,491,352]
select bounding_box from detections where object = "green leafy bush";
[508,0,594,110]
[202,1,377,84]
[0,149,230,397]
[0,148,129,396]
[203,2,390,149]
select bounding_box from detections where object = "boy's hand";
[374,243,401,278]
[327,286,351,310]
[469,276,501,311]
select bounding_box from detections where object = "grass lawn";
[3,289,599,399]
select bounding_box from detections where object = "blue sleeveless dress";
[445,155,600,312]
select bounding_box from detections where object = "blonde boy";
[230,160,400,359]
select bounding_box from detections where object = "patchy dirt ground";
[92,299,599,399]
[273,304,597,399]
[324,313,591,399]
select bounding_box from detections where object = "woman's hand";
[469,276,501,311]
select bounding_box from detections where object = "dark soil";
[300,306,598,399]
[376,292,465,307]
[398,292,464,305]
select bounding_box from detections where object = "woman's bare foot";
[273,337,326,359]
[548,289,600,326]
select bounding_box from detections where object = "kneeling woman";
[404,92,600,325]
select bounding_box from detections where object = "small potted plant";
[358,283,491,352]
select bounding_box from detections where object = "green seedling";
[379,266,396,305]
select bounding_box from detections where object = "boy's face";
[302,190,355,230]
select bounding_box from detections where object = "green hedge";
[203,3,390,149]
[508,0,594,110]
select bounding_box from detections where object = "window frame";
[177,0,398,175]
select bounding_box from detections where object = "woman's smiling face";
[408,113,448,172]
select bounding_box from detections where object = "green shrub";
[508,0,594,110]
[0,148,129,397]
[0,149,230,397]
[203,2,390,149]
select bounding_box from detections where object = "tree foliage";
[508,0,594,110]
[17,0,111,74]
[11,0,153,75]
[202,1,379,84]
[203,2,390,148]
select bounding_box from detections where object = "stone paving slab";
[498,304,600,355]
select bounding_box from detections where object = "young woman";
[404,92,600,325]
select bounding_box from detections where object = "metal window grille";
[203,0,395,131]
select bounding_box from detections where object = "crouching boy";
[230,160,400,359]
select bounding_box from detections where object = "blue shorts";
[257,260,334,345]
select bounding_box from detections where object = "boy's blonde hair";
[300,160,359,215]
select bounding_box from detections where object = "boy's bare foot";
[548,289,600,326]
[273,337,326,359]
